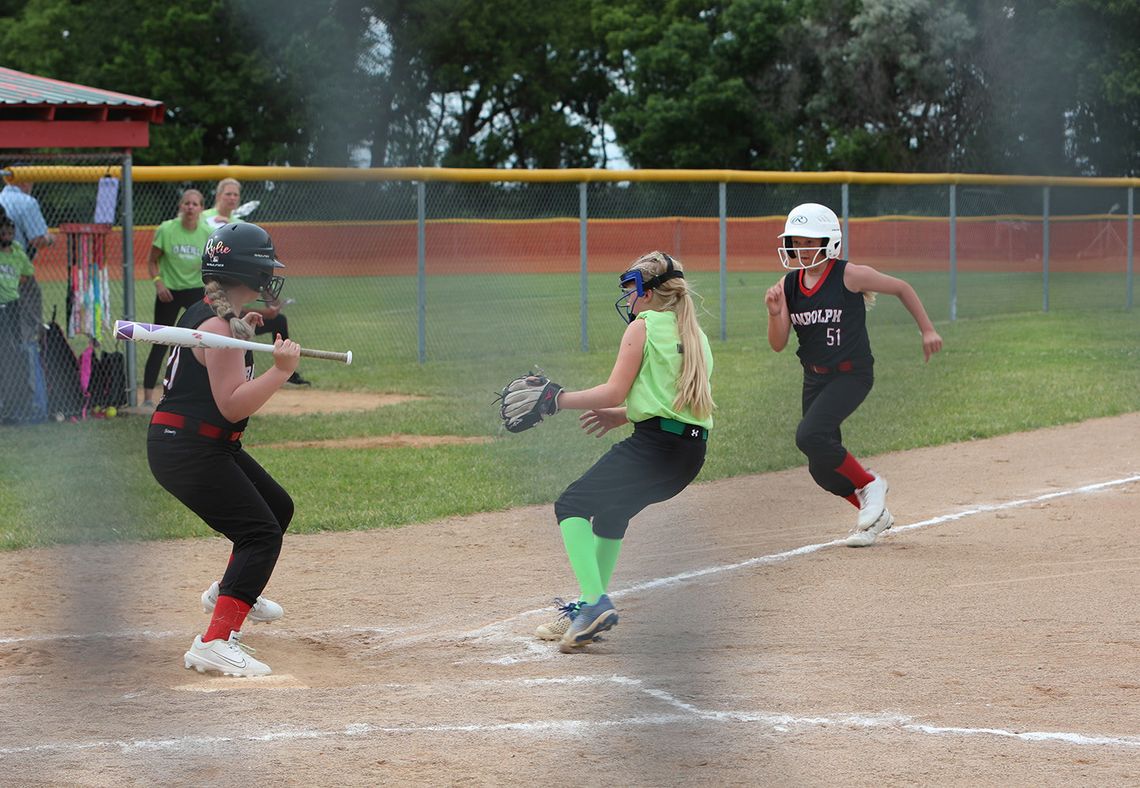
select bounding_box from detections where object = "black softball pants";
[144,287,205,389]
[554,420,707,540]
[147,426,293,606]
[796,369,874,498]
[254,313,290,341]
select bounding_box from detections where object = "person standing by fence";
[201,177,243,231]
[142,189,211,407]
[0,209,34,424]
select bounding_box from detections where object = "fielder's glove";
[498,372,563,433]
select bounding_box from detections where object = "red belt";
[151,411,243,442]
[806,360,856,375]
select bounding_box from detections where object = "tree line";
[2,0,1136,175]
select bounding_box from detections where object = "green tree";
[596,0,797,168]
[1,0,311,164]
[366,0,610,167]
[800,0,980,171]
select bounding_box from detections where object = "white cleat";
[183,631,272,677]
[855,474,889,529]
[846,508,895,547]
[201,580,284,624]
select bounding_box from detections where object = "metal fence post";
[1042,185,1050,312]
[1128,186,1134,311]
[579,182,588,352]
[841,183,850,258]
[416,181,426,364]
[121,150,137,405]
[949,184,957,322]
[719,181,727,340]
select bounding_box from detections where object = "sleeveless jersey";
[625,309,714,428]
[782,259,873,368]
[155,299,254,431]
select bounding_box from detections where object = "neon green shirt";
[0,242,34,304]
[153,218,211,291]
[625,309,714,428]
[201,207,244,231]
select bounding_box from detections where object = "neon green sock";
[595,535,623,592]
[559,517,604,604]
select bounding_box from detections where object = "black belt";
[151,411,243,441]
[639,416,708,441]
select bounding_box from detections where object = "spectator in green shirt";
[143,189,211,406]
[0,209,35,423]
[201,177,243,231]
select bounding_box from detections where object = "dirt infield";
[2,413,1139,786]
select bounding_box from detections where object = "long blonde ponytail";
[626,252,714,420]
[204,279,255,339]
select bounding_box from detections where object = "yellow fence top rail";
[7,165,1140,188]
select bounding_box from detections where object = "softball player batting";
[146,222,300,677]
[505,252,714,652]
[765,203,942,546]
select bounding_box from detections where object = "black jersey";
[155,299,254,431]
[782,259,873,369]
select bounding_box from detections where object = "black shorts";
[554,419,707,540]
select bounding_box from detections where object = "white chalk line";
[2,674,1138,759]
[2,473,1137,653]
[459,473,1140,664]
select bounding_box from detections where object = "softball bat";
[114,320,353,364]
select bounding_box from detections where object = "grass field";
[2,271,1137,550]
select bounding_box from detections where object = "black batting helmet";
[201,222,285,301]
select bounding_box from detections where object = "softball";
[105,406,117,419]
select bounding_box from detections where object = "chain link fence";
[1,163,1135,417]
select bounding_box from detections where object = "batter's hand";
[580,408,628,437]
[272,334,301,375]
[921,329,943,362]
[764,282,786,316]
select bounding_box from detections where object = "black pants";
[144,287,205,389]
[254,313,290,340]
[147,425,294,606]
[796,369,874,498]
[555,421,707,539]
[0,302,30,422]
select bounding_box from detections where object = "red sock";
[203,595,252,643]
[844,493,861,508]
[835,452,875,489]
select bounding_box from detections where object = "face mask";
[614,253,684,324]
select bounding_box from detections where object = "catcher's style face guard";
[778,238,832,270]
[614,253,685,324]
[260,275,285,303]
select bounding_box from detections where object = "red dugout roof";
[0,67,163,148]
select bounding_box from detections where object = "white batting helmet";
[777,202,842,269]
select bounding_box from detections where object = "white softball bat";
[114,320,352,364]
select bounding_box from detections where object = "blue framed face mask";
[614,253,684,324]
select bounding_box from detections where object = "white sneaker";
[201,580,284,624]
[855,474,889,529]
[846,508,895,547]
[183,631,272,677]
